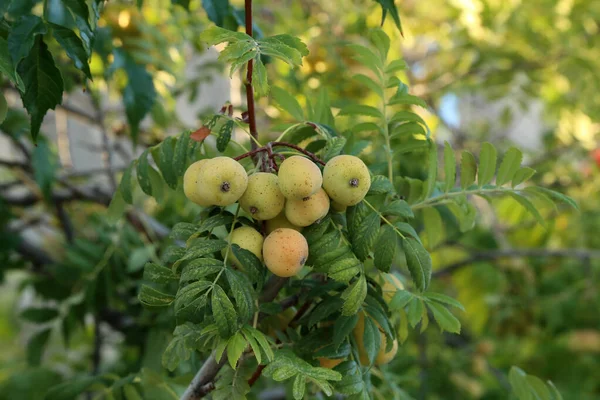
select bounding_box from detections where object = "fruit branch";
[233,141,326,166]
[244,0,258,151]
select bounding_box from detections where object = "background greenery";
[0,0,598,399]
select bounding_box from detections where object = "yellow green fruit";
[239,173,285,220]
[375,336,398,365]
[277,156,323,200]
[183,159,212,206]
[265,211,303,234]
[353,312,398,366]
[285,188,330,227]
[380,273,404,303]
[323,155,371,206]
[262,228,308,277]
[225,226,264,266]
[196,157,248,206]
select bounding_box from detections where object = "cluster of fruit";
[183,153,370,278]
[184,152,399,367]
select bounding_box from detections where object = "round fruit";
[285,188,330,227]
[318,357,344,369]
[353,312,398,366]
[277,156,323,200]
[183,159,212,206]
[380,273,404,303]
[239,173,285,220]
[196,157,248,206]
[226,226,264,266]
[262,228,308,277]
[265,211,303,234]
[323,155,371,206]
[375,336,398,365]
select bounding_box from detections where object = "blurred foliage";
[0,0,599,399]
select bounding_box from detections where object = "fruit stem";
[233,141,326,166]
[244,0,259,152]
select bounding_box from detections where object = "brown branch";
[270,142,326,166]
[245,0,258,151]
[433,248,600,278]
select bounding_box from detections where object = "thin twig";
[244,0,258,151]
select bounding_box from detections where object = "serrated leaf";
[50,24,91,79]
[509,367,533,400]
[374,225,396,272]
[525,187,578,210]
[202,0,230,27]
[180,258,224,283]
[8,15,47,66]
[496,147,523,186]
[138,285,175,307]
[31,139,58,200]
[20,307,59,323]
[333,314,359,348]
[388,93,428,108]
[118,163,135,204]
[342,276,367,316]
[247,326,274,362]
[508,192,546,228]
[136,150,153,195]
[427,302,460,333]
[362,316,381,365]
[460,151,477,189]
[143,262,177,283]
[394,221,422,243]
[199,26,250,46]
[401,237,431,292]
[368,28,390,61]
[173,239,228,271]
[374,0,403,33]
[422,207,443,249]
[18,36,63,143]
[308,297,344,327]
[212,284,238,337]
[173,131,191,177]
[390,123,427,139]
[225,269,255,323]
[381,200,413,218]
[293,375,306,400]
[226,332,247,369]
[258,37,303,66]
[477,142,497,186]
[271,86,304,121]
[407,298,424,328]
[353,73,384,97]
[328,257,362,283]
[351,212,379,261]
[526,375,552,400]
[198,213,235,233]
[339,104,383,118]
[348,44,382,77]
[268,34,309,57]
[252,57,269,97]
[153,137,178,189]
[389,290,412,311]
[217,120,234,152]
[424,292,465,311]
[443,141,456,192]
[334,361,365,395]
[512,167,536,188]
[0,37,25,90]
[368,175,395,195]
[230,244,263,283]
[323,136,347,162]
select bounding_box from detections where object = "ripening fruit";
[379,273,404,303]
[226,226,264,266]
[375,335,398,365]
[353,312,370,366]
[262,228,308,277]
[318,357,344,369]
[183,159,212,206]
[323,155,371,206]
[196,157,248,206]
[265,211,303,234]
[285,188,330,227]
[353,312,398,366]
[277,156,323,200]
[239,173,285,220]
